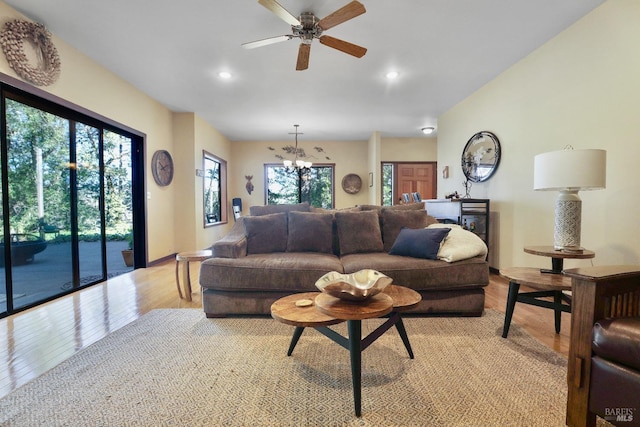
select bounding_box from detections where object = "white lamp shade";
[534,149,606,191]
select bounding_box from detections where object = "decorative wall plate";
[341,173,362,194]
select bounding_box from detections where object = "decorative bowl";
[315,269,392,301]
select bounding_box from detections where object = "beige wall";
[230,139,370,211]
[380,137,437,162]
[437,0,640,270]
[0,2,231,261]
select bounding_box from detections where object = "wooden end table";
[500,246,596,338]
[175,250,212,301]
[524,245,595,274]
[500,267,572,338]
[270,285,421,417]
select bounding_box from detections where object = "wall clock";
[151,150,174,186]
[461,131,501,183]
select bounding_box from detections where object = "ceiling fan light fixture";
[421,127,435,135]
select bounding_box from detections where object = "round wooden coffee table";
[271,285,421,417]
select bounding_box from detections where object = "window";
[203,151,227,226]
[265,164,334,208]
[382,163,393,206]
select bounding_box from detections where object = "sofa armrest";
[211,218,247,258]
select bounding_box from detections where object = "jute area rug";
[0,309,573,426]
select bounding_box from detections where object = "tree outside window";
[203,151,227,226]
[265,164,334,208]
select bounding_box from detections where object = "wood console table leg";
[502,281,520,338]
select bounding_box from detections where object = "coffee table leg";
[347,320,362,417]
[287,326,305,356]
[394,316,414,359]
[502,281,520,338]
[553,291,562,334]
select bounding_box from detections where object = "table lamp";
[533,148,606,252]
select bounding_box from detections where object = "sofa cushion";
[340,252,489,291]
[389,227,450,259]
[335,210,384,256]
[287,211,334,254]
[243,212,287,254]
[381,209,432,252]
[249,202,310,216]
[200,252,344,292]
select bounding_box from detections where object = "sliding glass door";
[1,85,143,316]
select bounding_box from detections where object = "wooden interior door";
[394,162,437,204]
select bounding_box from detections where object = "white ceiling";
[5,0,605,141]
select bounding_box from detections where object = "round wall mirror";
[461,131,501,182]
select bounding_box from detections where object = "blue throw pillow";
[389,227,450,259]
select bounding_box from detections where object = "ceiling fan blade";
[317,1,366,30]
[296,43,311,71]
[242,35,293,49]
[319,35,367,58]
[258,0,301,26]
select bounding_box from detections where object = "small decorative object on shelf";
[315,269,392,301]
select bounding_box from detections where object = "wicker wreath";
[0,19,61,86]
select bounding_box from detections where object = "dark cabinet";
[424,199,490,248]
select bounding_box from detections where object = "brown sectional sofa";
[199,202,489,318]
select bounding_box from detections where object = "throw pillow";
[335,210,384,256]
[381,209,431,252]
[249,202,310,216]
[389,227,451,259]
[242,212,288,254]
[287,211,334,253]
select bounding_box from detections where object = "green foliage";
[266,165,333,208]
[4,99,133,239]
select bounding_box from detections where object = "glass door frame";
[0,76,147,317]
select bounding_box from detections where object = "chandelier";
[283,124,312,171]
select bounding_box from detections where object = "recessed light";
[385,71,399,79]
[421,127,435,135]
[218,71,232,79]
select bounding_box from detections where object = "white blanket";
[427,224,488,262]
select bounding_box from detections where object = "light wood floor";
[0,262,571,400]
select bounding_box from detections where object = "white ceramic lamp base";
[554,190,582,251]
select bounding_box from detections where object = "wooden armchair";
[565,265,640,427]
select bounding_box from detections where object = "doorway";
[383,162,437,205]
[1,84,145,317]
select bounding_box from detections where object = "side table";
[175,250,212,301]
[500,246,596,338]
[524,245,595,274]
[500,267,572,338]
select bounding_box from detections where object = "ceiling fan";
[242,0,367,71]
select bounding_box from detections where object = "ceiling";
[5,0,605,141]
